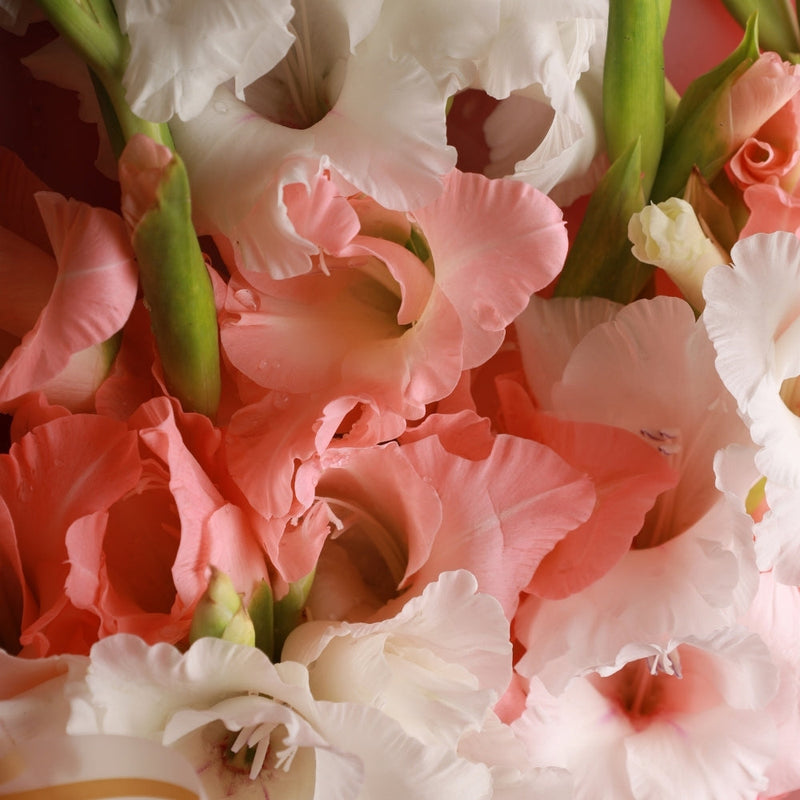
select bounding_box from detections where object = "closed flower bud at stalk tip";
[190,567,256,646]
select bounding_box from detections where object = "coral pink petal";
[0,192,138,405]
[741,183,800,237]
[118,134,174,231]
[401,426,595,619]
[0,227,57,338]
[283,169,360,256]
[411,169,568,368]
[497,382,679,599]
[0,414,141,655]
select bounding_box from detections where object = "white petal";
[754,481,800,583]
[625,711,775,800]
[79,634,285,735]
[515,493,758,694]
[314,43,456,209]
[314,701,494,800]
[116,0,296,122]
[704,231,800,489]
[283,570,511,746]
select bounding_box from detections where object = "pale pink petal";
[546,297,750,548]
[515,492,758,694]
[726,54,800,151]
[625,710,775,799]
[221,250,465,421]
[283,167,361,257]
[411,169,568,369]
[299,441,443,613]
[514,293,621,409]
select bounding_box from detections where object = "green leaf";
[248,580,275,659]
[651,13,759,201]
[554,138,650,302]
[272,571,315,661]
[721,0,800,58]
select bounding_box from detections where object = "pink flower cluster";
[3,0,800,798]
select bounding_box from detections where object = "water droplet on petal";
[273,393,290,410]
[213,100,229,114]
[233,289,258,311]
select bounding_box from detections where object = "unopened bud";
[190,567,255,646]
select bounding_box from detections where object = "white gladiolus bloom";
[282,570,512,749]
[479,0,608,204]
[704,231,800,490]
[703,231,800,582]
[67,634,493,800]
[629,197,729,310]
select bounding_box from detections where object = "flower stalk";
[35,0,220,417]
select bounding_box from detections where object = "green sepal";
[721,0,800,59]
[189,568,256,647]
[650,13,759,201]
[603,0,666,198]
[272,571,315,661]
[247,580,275,660]
[132,151,221,417]
[554,138,650,303]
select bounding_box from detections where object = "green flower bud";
[190,567,255,647]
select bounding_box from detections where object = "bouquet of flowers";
[2,0,800,797]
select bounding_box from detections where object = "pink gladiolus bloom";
[0,396,271,657]
[249,408,594,623]
[514,631,779,800]
[513,295,757,688]
[221,169,567,432]
[496,379,679,599]
[0,148,138,412]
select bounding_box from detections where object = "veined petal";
[0,193,138,410]
[410,169,568,369]
[116,0,296,122]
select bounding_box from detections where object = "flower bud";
[189,567,255,646]
[628,197,728,310]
